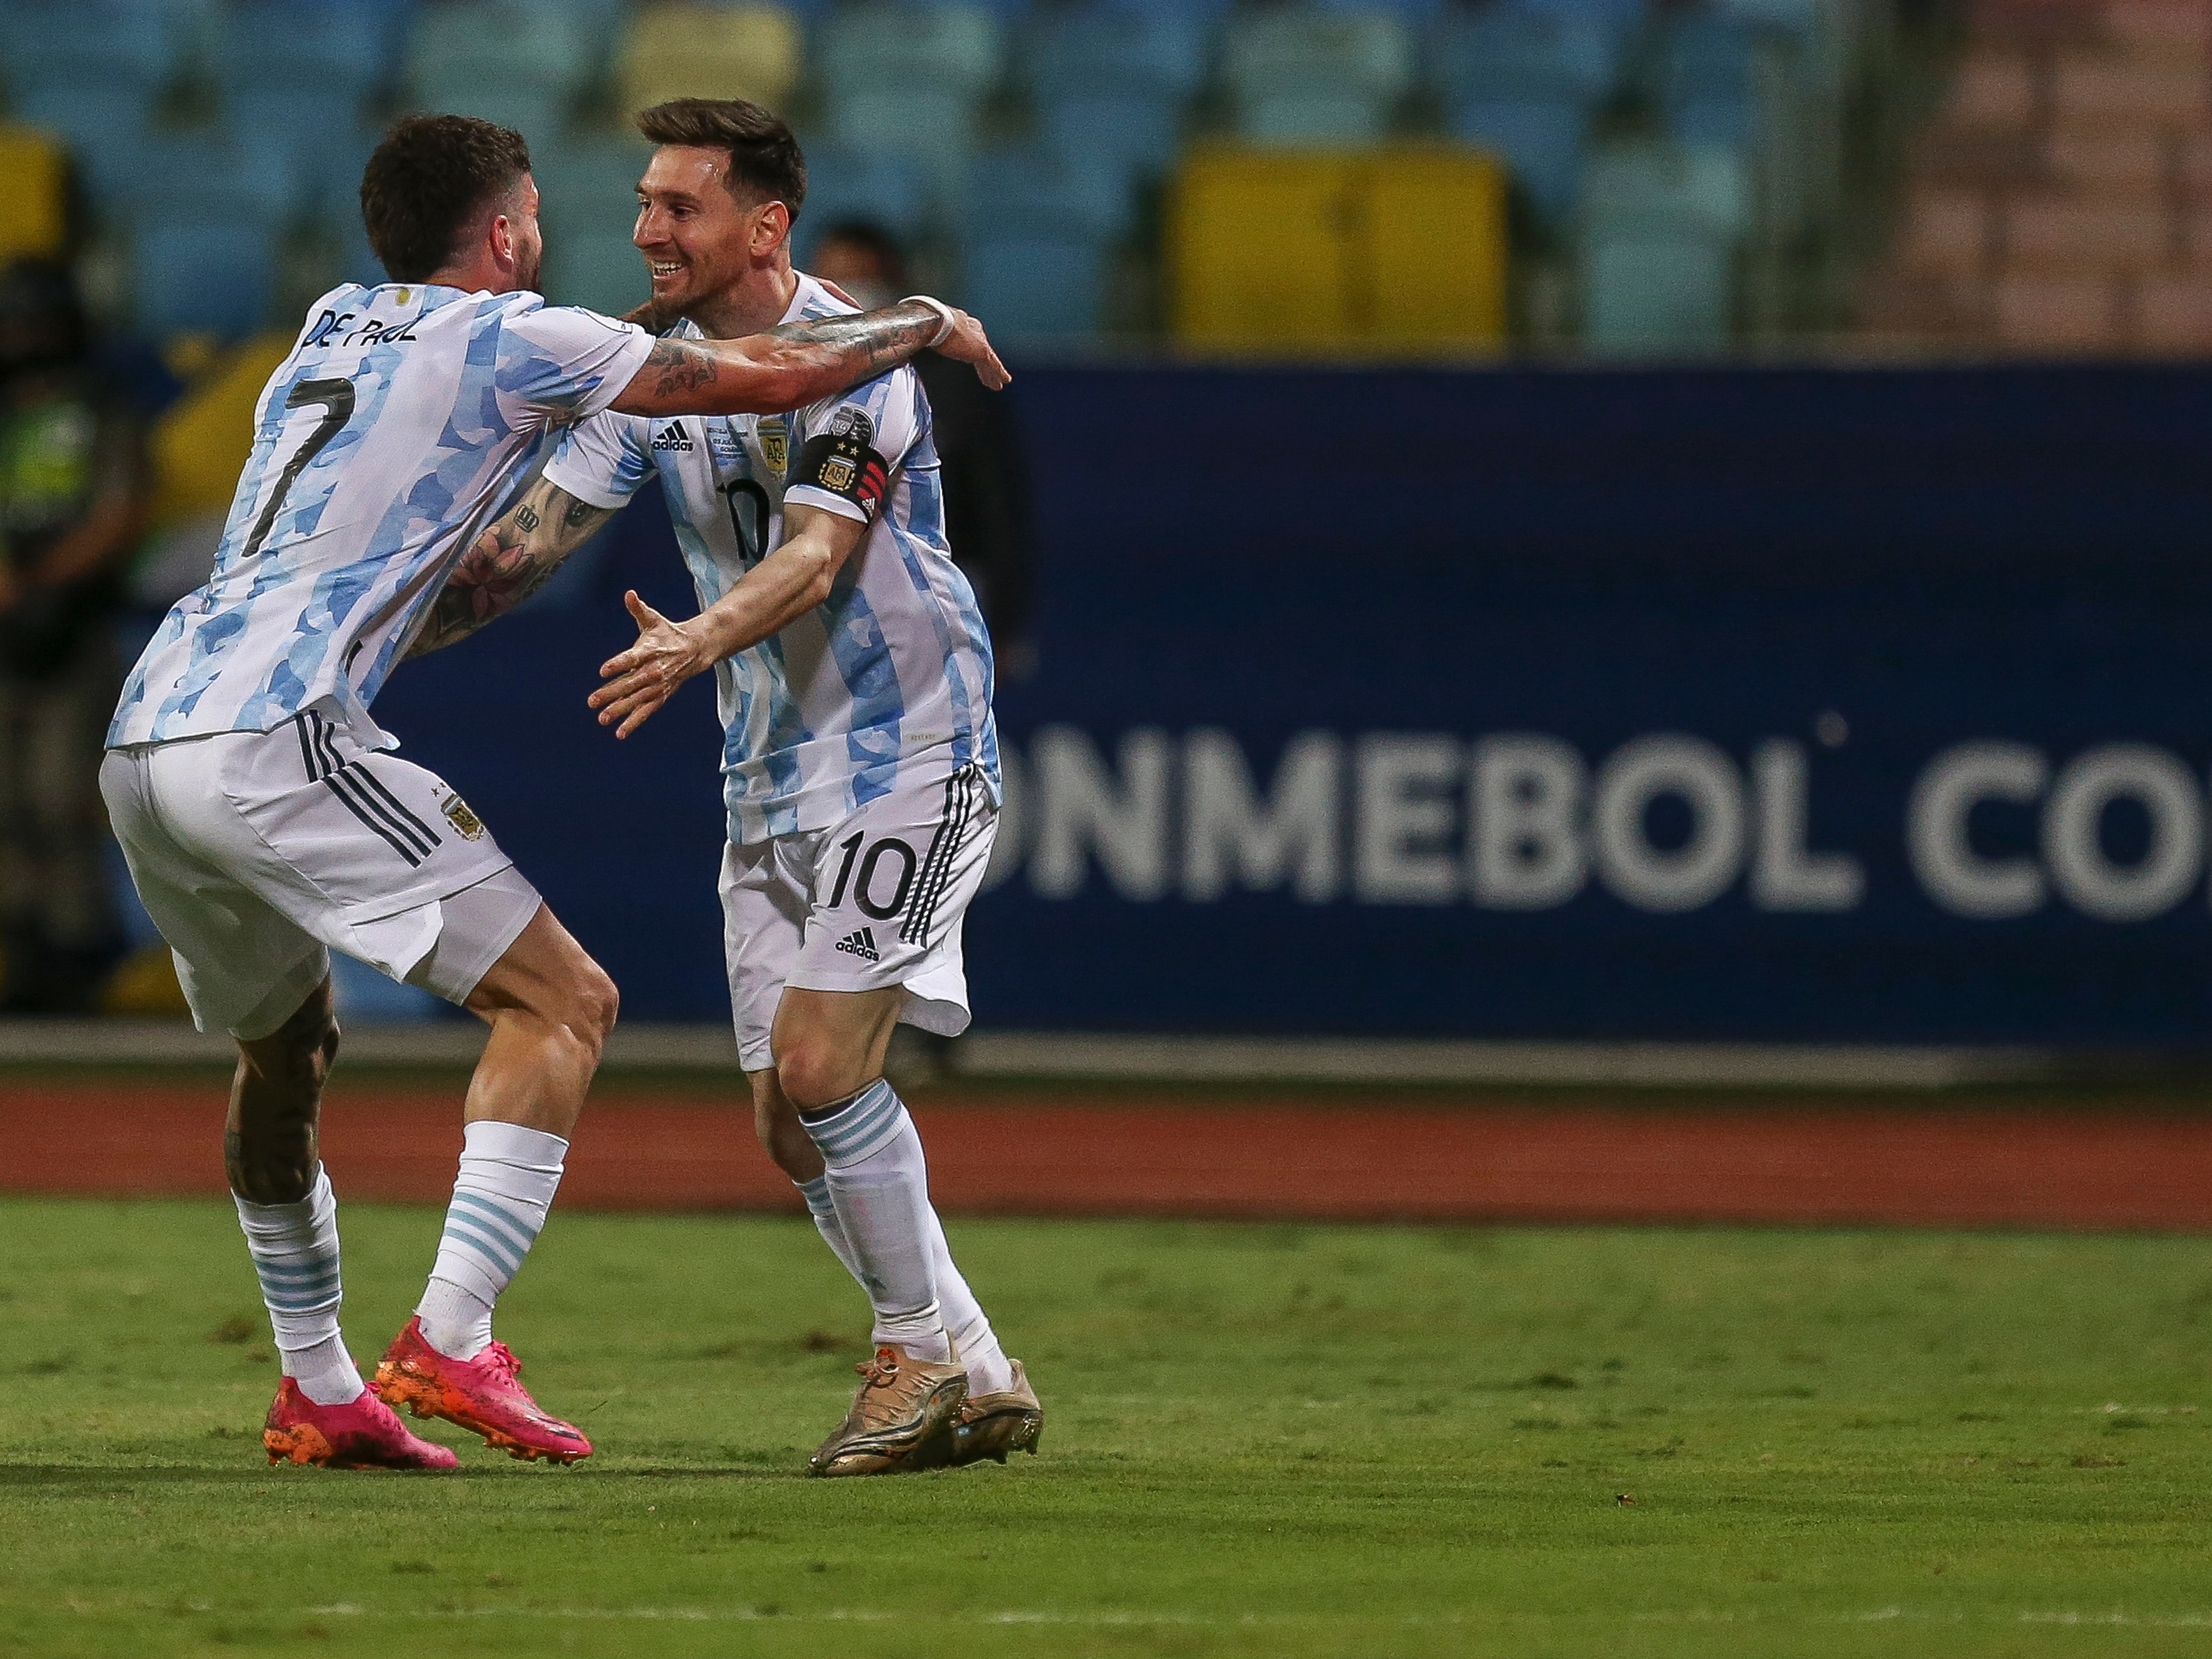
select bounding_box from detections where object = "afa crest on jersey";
[758,417,789,472]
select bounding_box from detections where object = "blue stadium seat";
[1657,12,1761,153]
[0,0,176,89]
[956,150,1115,345]
[135,132,298,223]
[1578,142,1746,355]
[215,0,403,104]
[1434,5,1621,227]
[135,218,279,338]
[1224,4,1412,146]
[815,2,1001,181]
[1024,4,1202,192]
[7,84,155,203]
[543,225,651,317]
[794,146,930,262]
[405,0,587,132]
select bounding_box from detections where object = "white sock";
[416,1120,567,1361]
[800,1080,951,1363]
[796,1173,1012,1393]
[234,1166,362,1406]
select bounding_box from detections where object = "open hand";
[589,590,709,739]
[937,307,1011,390]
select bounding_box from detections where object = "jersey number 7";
[240,377,357,561]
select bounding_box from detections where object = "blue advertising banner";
[375,365,2212,1045]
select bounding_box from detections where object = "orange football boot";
[371,1316,593,1464]
[262,1378,458,1470]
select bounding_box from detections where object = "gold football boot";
[807,1344,968,1477]
[946,1359,1043,1466]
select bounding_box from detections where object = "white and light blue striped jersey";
[108,282,654,750]
[544,274,998,843]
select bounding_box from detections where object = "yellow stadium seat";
[1170,144,1507,355]
[149,333,294,529]
[618,3,802,116]
[0,127,68,262]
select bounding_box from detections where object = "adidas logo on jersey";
[650,426,695,452]
[834,927,881,963]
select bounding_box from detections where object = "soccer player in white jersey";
[99,114,1008,1472]
[418,100,1036,1476]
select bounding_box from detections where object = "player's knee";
[776,1038,864,1115]
[566,961,619,1053]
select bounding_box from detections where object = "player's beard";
[514,239,543,296]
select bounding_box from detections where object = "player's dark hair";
[359,115,533,284]
[634,98,807,219]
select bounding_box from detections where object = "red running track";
[6,1077,2212,1230]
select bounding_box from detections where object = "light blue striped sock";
[417,1120,567,1361]
[800,1081,949,1360]
[235,1166,361,1405]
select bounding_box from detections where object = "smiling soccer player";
[100,113,1006,1471]
[420,98,1040,1476]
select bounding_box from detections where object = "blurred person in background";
[812,220,1038,676]
[0,258,144,1013]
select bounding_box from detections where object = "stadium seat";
[1579,142,1747,354]
[1433,5,1621,227]
[816,1,1000,179]
[533,136,651,299]
[793,146,931,261]
[1024,3,1205,185]
[215,0,399,104]
[6,84,155,203]
[134,218,280,340]
[134,131,297,224]
[0,127,68,262]
[1656,11,1763,153]
[405,0,587,132]
[1171,144,1506,352]
[147,332,296,528]
[0,0,175,90]
[1223,4,1412,145]
[957,151,1119,343]
[617,3,802,116]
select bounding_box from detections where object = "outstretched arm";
[587,502,867,737]
[608,300,1009,419]
[408,476,618,657]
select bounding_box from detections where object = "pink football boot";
[262,1377,458,1470]
[373,1316,593,1464]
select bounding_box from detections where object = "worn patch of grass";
[2,1197,2211,1656]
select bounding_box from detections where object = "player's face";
[507,175,544,294]
[634,146,778,314]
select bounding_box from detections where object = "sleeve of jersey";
[495,300,658,427]
[543,411,654,510]
[783,368,921,527]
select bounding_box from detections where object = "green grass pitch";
[3,1195,2212,1656]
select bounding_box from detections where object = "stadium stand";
[1580,139,1748,351]
[1858,0,2212,355]
[1171,144,1506,351]
[0,0,2143,358]
[1222,3,1414,144]
[618,1,803,114]
[0,127,66,262]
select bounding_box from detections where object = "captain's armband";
[792,408,891,521]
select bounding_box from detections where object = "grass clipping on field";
[1,1198,2211,1658]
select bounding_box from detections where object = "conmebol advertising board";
[377,365,2212,1043]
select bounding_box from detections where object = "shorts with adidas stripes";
[720,759,997,1072]
[100,702,539,1039]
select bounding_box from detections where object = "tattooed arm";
[407,477,617,658]
[607,300,1009,419]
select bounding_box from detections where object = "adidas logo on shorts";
[834,927,881,963]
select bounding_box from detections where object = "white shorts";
[100,704,541,1039]
[721,762,996,1072]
